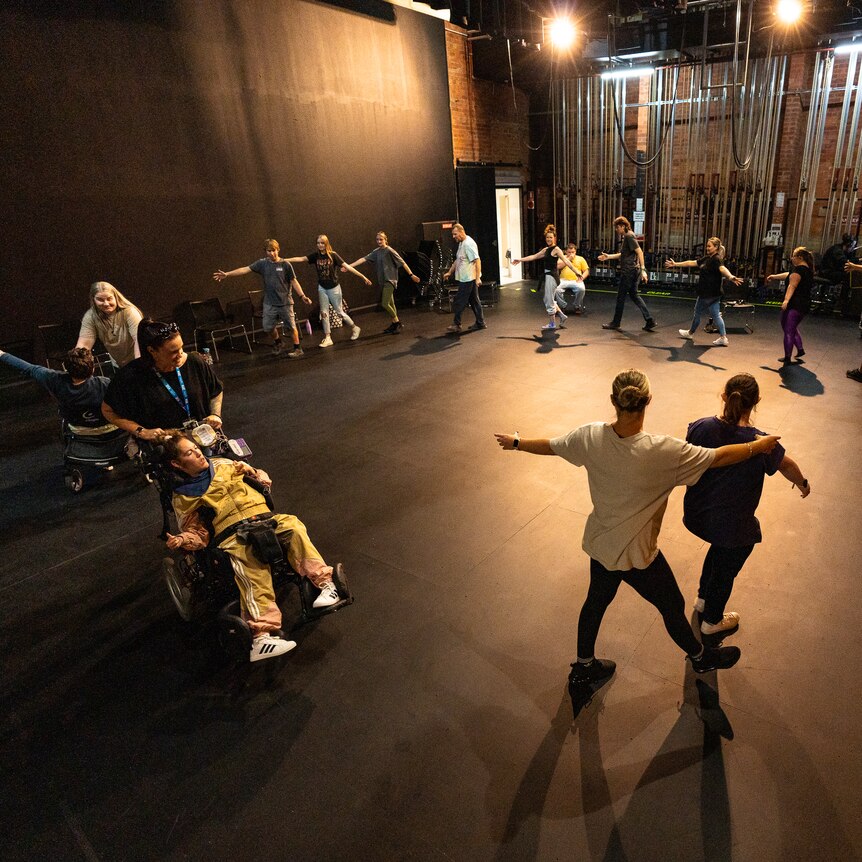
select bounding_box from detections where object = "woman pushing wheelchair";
[162,432,347,662]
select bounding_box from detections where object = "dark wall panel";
[0,0,456,342]
[456,165,499,283]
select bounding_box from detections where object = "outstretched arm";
[666,258,697,268]
[766,270,790,282]
[213,265,252,282]
[494,433,556,455]
[778,454,810,497]
[342,261,372,285]
[718,264,744,285]
[512,249,546,265]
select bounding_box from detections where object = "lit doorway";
[496,187,523,285]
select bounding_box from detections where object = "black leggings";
[697,544,754,624]
[578,552,701,658]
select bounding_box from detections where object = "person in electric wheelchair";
[161,432,350,662]
[0,346,130,491]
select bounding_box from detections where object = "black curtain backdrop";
[0,0,456,343]
[456,165,499,284]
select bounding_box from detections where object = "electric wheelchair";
[135,434,354,662]
[61,420,133,493]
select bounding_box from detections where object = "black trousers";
[578,552,701,658]
[697,544,754,624]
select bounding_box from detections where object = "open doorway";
[496,187,522,285]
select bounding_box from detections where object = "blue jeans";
[610,269,652,326]
[453,280,484,326]
[318,285,355,334]
[689,296,725,336]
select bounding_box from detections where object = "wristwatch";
[134,426,144,437]
[513,433,520,449]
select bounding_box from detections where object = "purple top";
[683,416,785,546]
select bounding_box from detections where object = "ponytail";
[720,373,760,425]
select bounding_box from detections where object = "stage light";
[834,42,862,54]
[600,67,656,81]
[775,0,803,25]
[548,17,576,50]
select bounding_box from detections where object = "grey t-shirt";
[249,258,296,307]
[619,231,641,273]
[365,246,407,286]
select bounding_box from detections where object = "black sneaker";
[602,322,621,330]
[568,658,616,685]
[642,318,657,332]
[393,321,403,333]
[271,340,283,355]
[689,645,741,674]
[567,659,616,720]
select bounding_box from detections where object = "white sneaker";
[350,325,361,341]
[250,634,297,662]
[678,329,693,340]
[319,335,333,348]
[713,335,729,346]
[312,581,340,609]
[701,612,740,635]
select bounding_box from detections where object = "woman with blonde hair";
[766,246,814,363]
[512,224,579,331]
[667,236,742,346]
[76,281,143,367]
[286,235,371,348]
[495,368,781,711]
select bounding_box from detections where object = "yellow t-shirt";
[560,254,589,282]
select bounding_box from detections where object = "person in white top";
[495,368,781,706]
[76,282,143,367]
[444,223,485,333]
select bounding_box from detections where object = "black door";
[456,166,499,283]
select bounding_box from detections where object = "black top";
[787,264,812,313]
[684,416,784,546]
[306,251,345,290]
[103,352,223,429]
[696,254,724,299]
[543,246,560,284]
[619,231,641,273]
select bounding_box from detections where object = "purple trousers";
[781,308,805,358]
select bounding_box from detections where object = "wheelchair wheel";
[64,469,84,494]
[162,556,197,622]
[217,602,253,661]
[332,562,351,600]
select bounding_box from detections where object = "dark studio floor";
[2,283,861,862]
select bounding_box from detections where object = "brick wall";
[445,24,531,171]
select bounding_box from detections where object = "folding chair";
[189,298,252,361]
